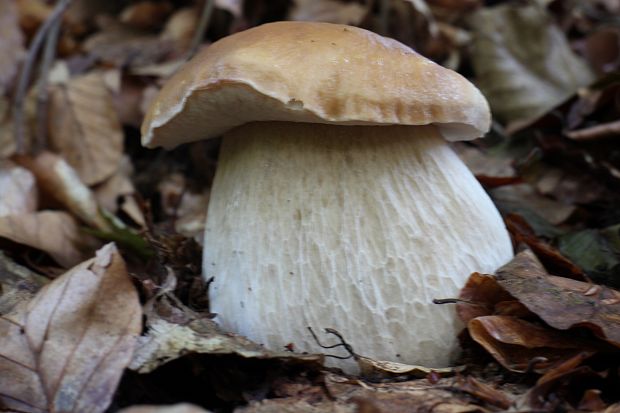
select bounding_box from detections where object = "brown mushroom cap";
[142,21,490,149]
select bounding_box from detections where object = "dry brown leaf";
[468,315,597,373]
[48,72,124,186]
[0,250,47,315]
[289,0,368,25]
[456,272,516,324]
[120,1,173,30]
[0,0,25,95]
[0,211,97,267]
[0,243,142,413]
[16,0,52,35]
[0,161,37,217]
[94,156,145,227]
[83,17,172,67]
[119,404,212,413]
[160,8,198,52]
[505,214,584,278]
[215,0,242,17]
[455,376,513,409]
[16,151,111,231]
[356,355,464,380]
[496,249,620,346]
[130,295,322,373]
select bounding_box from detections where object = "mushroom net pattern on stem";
[203,122,513,372]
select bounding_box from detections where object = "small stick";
[187,0,215,59]
[566,119,620,141]
[13,0,72,154]
[35,14,62,153]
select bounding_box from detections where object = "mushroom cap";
[141,21,491,149]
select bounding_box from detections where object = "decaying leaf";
[16,151,111,231]
[0,243,142,413]
[469,4,594,124]
[120,0,172,30]
[468,315,598,373]
[0,250,47,315]
[83,17,172,67]
[119,404,212,413]
[130,295,323,373]
[356,356,464,380]
[491,184,576,227]
[557,225,620,287]
[505,214,584,278]
[289,0,368,25]
[0,211,97,267]
[496,249,620,346]
[160,8,198,52]
[0,160,37,217]
[456,272,517,324]
[0,0,25,95]
[48,72,124,186]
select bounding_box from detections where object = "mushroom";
[141,21,513,372]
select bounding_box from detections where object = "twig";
[566,119,620,141]
[187,0,215,59]
[13,0,72,154]
[35,14,62,153]
[307,327,355,360]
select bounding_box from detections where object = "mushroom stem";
[204,121,512,371]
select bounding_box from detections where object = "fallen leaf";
[579,389,608,411]
[160,8,198,52]
[468,4,594,124]
[94,156,145,227]
[48,72,124,186]
[0,211,97,267]
[496,249,620,346]
[0,243,142,413]
[0,250,47,315]
[216,0,242,17]
[468,315,597,373]
[289,0,368,25]
[453,143,518,186]
[491,184,576,228]
[16,0,52,36]
[119,404,212,413]
[505,214,584,278]
[120,1,172,30]
[522,363,602,411]
[455,376,513,409]
[456,272,517,324]
[16,152,111,231]
[130,295,322,373]
[0,0,26,95]
[83,16,173,68]
[0,161,37,217]
[356,356,464,380]
[557,225,620,287]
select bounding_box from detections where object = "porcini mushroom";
[141,21,513,372]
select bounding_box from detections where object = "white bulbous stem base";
[204,122,513,372]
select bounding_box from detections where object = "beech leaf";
[496,249,620,346]
[0,0,25,95]
[0,161,37,217]
[468,4,594,124]
[468,315,598,373]
[0,243,142,413]
[48,72,124,186]
[0,211,97,267]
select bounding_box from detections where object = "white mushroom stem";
[204,122,513,372]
